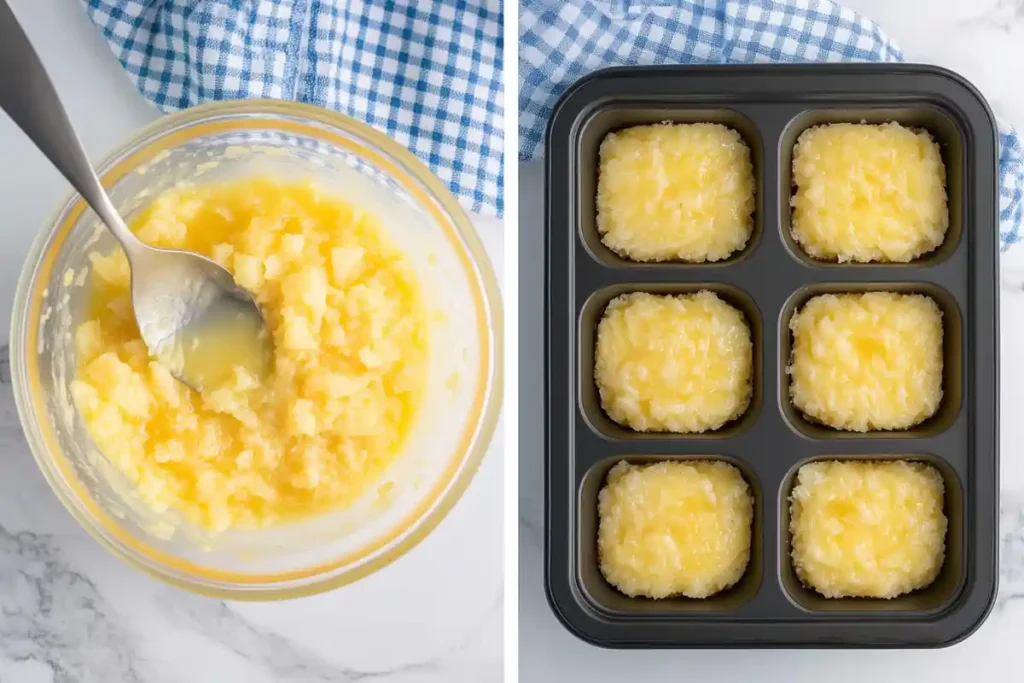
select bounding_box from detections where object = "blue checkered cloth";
[82,0,504,218]
[520,0,1024,251]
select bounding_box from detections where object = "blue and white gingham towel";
[520,0,1024,251]
[82,0,504,218]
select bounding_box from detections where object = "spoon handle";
[0,1,139,251]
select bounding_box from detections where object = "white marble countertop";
[0,1,504,681]
[519,0,1024,679]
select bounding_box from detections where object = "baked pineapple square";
[788,292,943,432]
[599,460,754,599]
[790,460,947,599]
[595,291,752,433]
[791,122,948,263]
[596,123,755,262]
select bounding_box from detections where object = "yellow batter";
[69,177,428,532]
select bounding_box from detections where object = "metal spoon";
[0,2,271,391]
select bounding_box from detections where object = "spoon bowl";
[130,246,272,391]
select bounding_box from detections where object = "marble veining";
[0,525,146,683]
[997,492,1024,604]
[0,514,501,682]
[153,594,496,682]
[961,0,1024,31]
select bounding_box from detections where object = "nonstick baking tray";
[543,64,999,648]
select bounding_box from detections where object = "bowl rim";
[10,99,503,600]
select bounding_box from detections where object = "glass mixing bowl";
[11,100,502,599]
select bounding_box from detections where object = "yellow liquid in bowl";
[70,177,428,532]
[157,305,272,392]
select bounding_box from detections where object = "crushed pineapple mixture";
[788,292,943,432]
[70,178,428,532]
[596,123,755,262]
[595,291,752,433]
[790,460,947,599]
[598,460,753,599]
[791,122,948,263]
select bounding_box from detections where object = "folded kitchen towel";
[82,0,504,217]
[519,0,1024,251]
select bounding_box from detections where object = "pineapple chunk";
[240,222,276,258]
[282,313,317,351]
[153,439,186,463]
[290,399,317,436]
[331,246,365,284]
[232,253,263,291]
[84,352,134,389]
[75,320,103,361]
[280,233,306,258]
[308,372,368,399]
[70,380,101,415]
[148,361,185,408]
[210,243,234,266]
[282,267,328,318]
[263,254,283,281]
[89,250,130,287]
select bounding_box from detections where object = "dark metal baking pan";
[543,63,999,648]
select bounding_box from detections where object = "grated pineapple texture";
[595,291,752,433]
[788,292,943,432]
[790,460,947,599]
[596,123,755,262]
[70,178,428,532]
[791,122,948,263]
[598,460,753,599]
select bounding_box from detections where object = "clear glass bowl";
[11,100,502,599]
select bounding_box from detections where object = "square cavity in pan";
[596,122,755,263]
[577,108,764,266]
[780,108,963,266]
[780,284,962,439]
[578,456,763,614]
[781,455,964,614]
[580,284,762,440]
